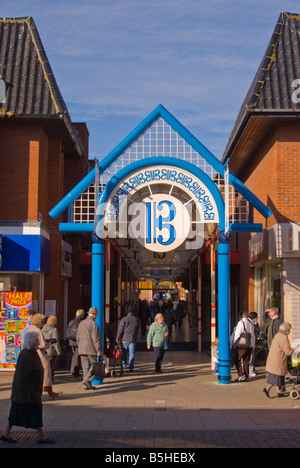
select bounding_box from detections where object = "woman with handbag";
[147,313,168,373]
[233,312,256,382]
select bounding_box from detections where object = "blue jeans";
[121,342,136,370]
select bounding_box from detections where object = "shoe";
[249,373,257,378]
[277,393,288,398]
[235,376,247,382]
[37,437,55,444]
[0,434,18,443]
[262,387,270,398]
[83,382,96,390]
[49,391,63,400]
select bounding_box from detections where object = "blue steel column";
[217,237,231,384]
[91,236,105,385]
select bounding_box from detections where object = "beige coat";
[27,324,52,387]
[266,331,293,376]
[76,316,101,356]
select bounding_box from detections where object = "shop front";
[0,226,51,370]
[250,223,300,342]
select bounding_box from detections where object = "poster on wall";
[0,292,32,371]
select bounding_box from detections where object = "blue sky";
[2,0,300,161]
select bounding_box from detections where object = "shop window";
[270,263,281,309]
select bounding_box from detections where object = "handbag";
[107,341,122,360]
[90,358,106,379]
[233,321,251,349]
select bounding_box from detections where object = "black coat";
[11,349,44,404]
[116,313,140,343]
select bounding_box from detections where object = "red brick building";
[0,17,89,335]
[223,12,300,341]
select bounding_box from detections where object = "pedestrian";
[212,338,219,375]
[265,307,282,351]
[0,331,55,444]
[175,300,185,329]
[66,309,85,377]
[263,322,295,398]
[164,301,175,336]
[116,309,140,373]
[27,314,62,400]
[147,313,168,372]
[149,301,158,323]
[139,299,149,336]
[248,311,262,377]
[233,312,256,382]
[21,309,36,346]
[76,307,102,390]
[43,315,62,381]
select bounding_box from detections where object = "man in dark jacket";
[265,307,283,351]
[116,310,140,373]
[66,309,85,377]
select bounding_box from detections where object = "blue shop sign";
[0,235,50,273]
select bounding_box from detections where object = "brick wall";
[231,120,300,314]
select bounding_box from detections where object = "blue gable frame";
[49,104,272,226]
[49,105,272,386]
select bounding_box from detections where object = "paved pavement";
[1,321,300,450]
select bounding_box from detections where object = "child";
[212,338,219,375]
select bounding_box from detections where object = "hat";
[88,307,98,315]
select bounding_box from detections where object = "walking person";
[265,307,283,351]
[164,301,175,337]
[0,331,55,444]
[76,307,102,390]
[233,312,256,382]
[116,309,140,373]
[263,322,295,398]
[175,300,185,329]
[139,299,150,337]
[147,313,168,372]
[27,314,62,400]
[248,311,262,377]
[43,315,62,381]
[21,309,36,346]
[66,309,85,377]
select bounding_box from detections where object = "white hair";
[23,331,39,350]
[279,322,292,333]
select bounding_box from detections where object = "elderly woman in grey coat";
[263,322,295,398]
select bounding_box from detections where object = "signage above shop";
[101,164,219,253]
[249,230,268,266]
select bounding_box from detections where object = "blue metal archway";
[94,156,231,382]
[49,105,272,385]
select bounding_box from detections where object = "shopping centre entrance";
[50,105,271,384]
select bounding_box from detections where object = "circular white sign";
[133,194,191,252]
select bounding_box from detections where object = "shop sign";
[62,241,72,279]
[249,230,268,266]
[0,292,32,371]
[99,165,219,252]
[0,234,50,273]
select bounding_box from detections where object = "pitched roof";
[223,11,300,163]
[0,17,83,157]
